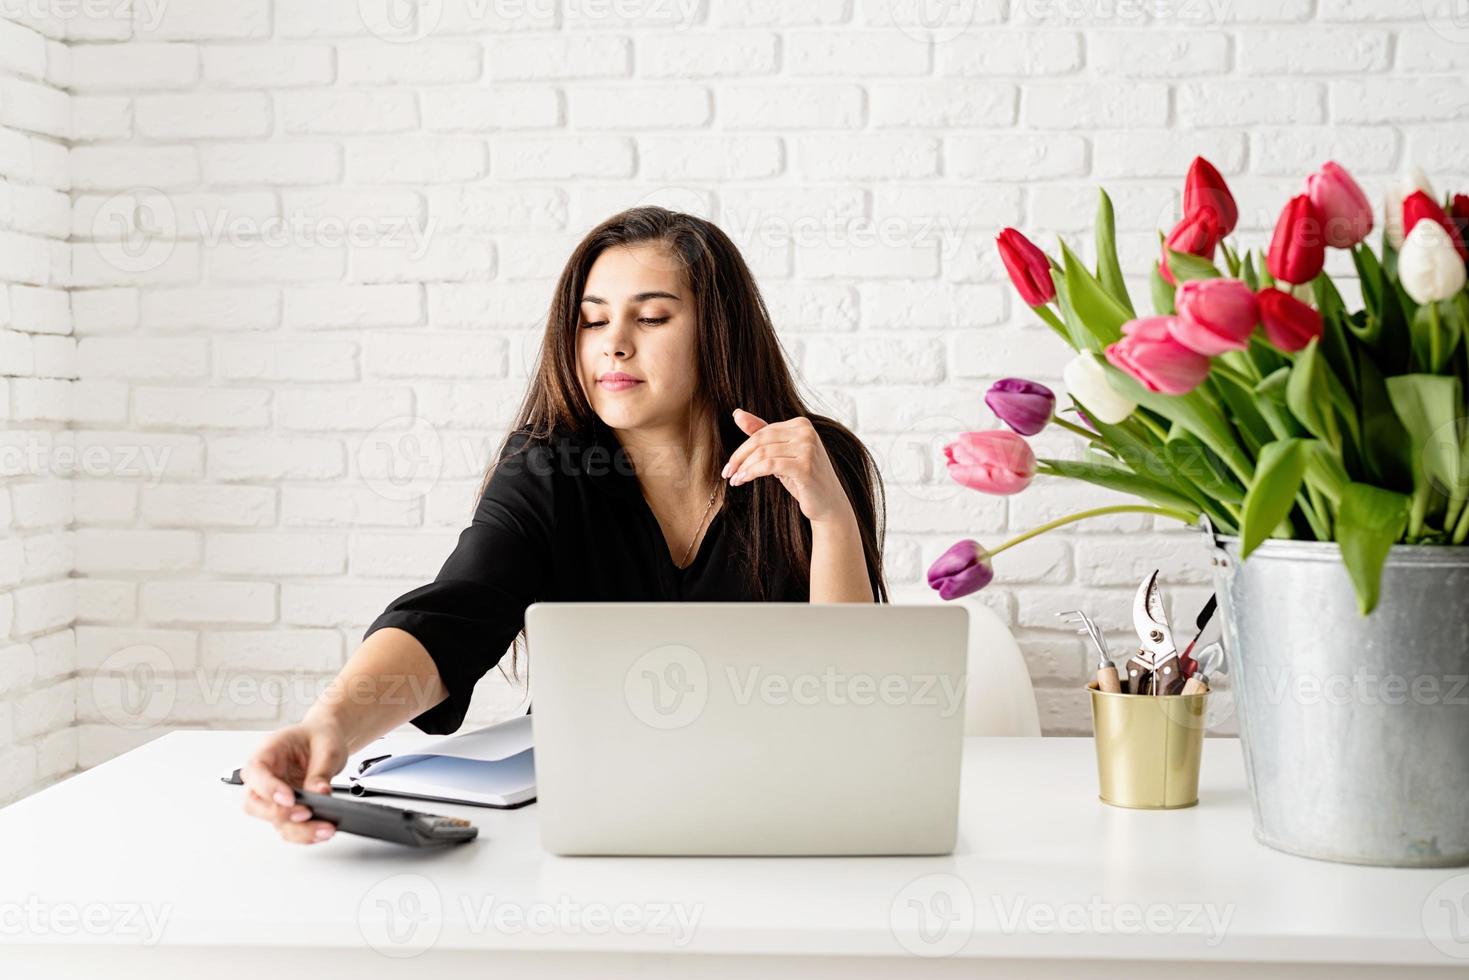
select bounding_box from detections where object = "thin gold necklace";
[677,482,720,569]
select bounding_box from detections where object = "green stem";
[1221,349,1262,383]
[1051,416,1096,440]
[1210,361,1257,390]
[1407,481,1430,541]
[1032,303,1070,344]
[1136,413,1170,443]
[988,505,1198,558]
[1429,300,1443,373]
[1454,494,1469,544]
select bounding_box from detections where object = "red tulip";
[1267,194,1326,285]
[1182,156,1238,237]
[943,430,1037,496]
[1158,209,1221,286]
[1171,279,1259,355]
[1402,190,1467,262]
[1451,194,1469,249]
[1305,161,1373,249]
[1256,287,1323,353]
[996,228,1055,305]
[1104,316,1212,395]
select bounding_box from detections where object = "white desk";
[0,732,1463,978]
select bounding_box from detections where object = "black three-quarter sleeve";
[362,429,555,734]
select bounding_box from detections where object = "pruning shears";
[1128,570,1184,695]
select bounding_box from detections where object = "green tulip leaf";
[1163,430,1246,504]
[1094,189,1135,317]
[1240,438,1310,559]
[1355,351,1414,492]
[1304,441,1350,507]
[1036,458,1200,514]
[1385,373,1465,501]
[1049,265,1096,353]
[1337,482,1411,615]
[1286,340,1344,451]
[1060,239,1129,347]
[1150,263,1176,315]
[1165,247,1223,283]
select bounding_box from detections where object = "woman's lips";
[598,378,643,391]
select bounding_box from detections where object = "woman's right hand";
[240,718,349,845]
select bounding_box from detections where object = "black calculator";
[293,788,479,847]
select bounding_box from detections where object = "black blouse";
[362,415,810,735]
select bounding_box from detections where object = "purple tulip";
[984,378,1056,436]
[926,539,994,600]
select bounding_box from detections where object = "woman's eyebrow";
[580,291,682,305]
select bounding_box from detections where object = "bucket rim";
[1204,531,1469,565]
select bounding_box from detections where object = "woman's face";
[576,243,701,435]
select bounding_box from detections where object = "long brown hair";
[485,206,889,681]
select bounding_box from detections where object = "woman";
[241,207,889,844]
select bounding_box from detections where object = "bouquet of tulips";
[928,157,1469,615]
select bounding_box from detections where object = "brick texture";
[2,4,1463,804]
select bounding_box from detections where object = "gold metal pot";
[1087,682,1208,809]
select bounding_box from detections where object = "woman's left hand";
[721,408,856,527]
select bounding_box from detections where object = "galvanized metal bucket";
[1205,526,1469,867]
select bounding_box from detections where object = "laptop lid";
[526,602,970,856]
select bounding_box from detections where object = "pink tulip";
[1104,316,1212,395]
[943,431,1037,496]
[1170,279,1259,356]
[1306,161,1373,248]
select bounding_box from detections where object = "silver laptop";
[526,602,970,856]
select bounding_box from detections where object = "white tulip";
[1063,352,1138,425]
[1398,219,1467,304]
[1384,166,1436,249]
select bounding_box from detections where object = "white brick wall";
[3,1,1468,803]
[1,10,76,805]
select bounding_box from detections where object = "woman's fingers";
[241,754,298,808]
[722,431,796,481]
[242,788,336,844]
[729,447,799,486]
